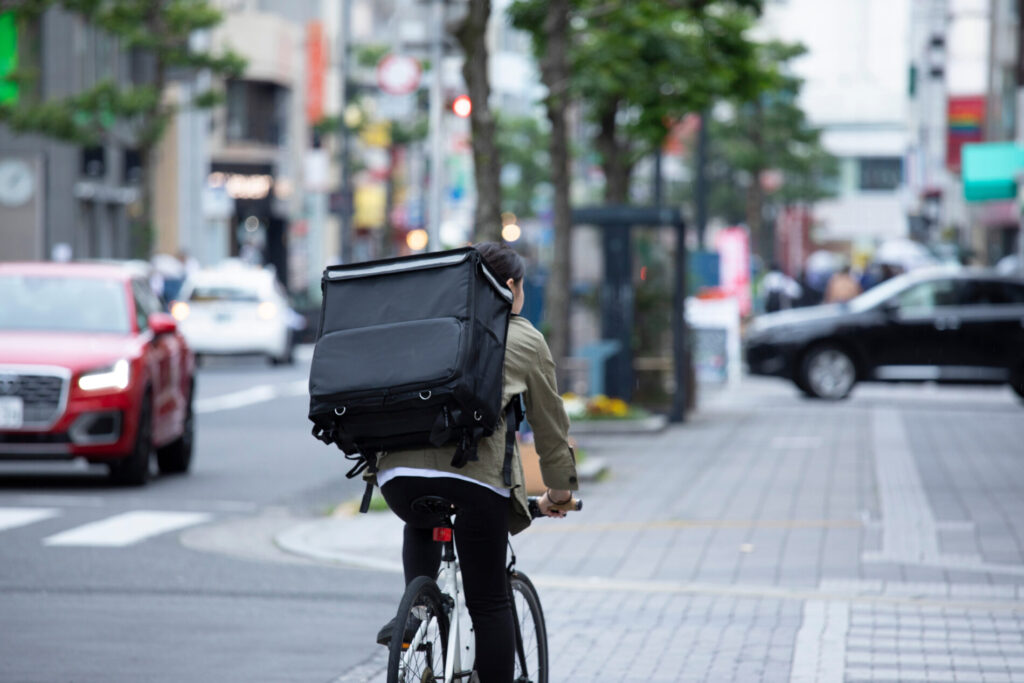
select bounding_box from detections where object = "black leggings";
[380,476,513,683]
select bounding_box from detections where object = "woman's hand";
[538,489,574,518]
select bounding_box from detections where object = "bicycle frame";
[393,494,577,683]
[438,555,472,682]
[397,530,473,683]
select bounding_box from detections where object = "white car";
[171,263,295,365]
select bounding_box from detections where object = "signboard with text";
[947,95,985,173]
[715,226,752,316]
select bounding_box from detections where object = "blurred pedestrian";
[795,269,822,307]
[824,265,862,303]
[760,262,802,313]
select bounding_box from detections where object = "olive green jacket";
[373,315,578,534]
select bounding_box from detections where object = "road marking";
[43,510,211,547]
[195,380,308,414]
[0,507,59,532]
[790,600,848,683]
[868,408,940,562]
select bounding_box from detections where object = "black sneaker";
[376,616,422,647]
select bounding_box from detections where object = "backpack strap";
[356,451,379,514]
[502,395,525,487]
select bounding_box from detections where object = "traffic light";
[452,95,472,118]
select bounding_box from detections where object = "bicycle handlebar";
[527,495,582,519]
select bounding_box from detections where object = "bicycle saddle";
[410,495,459,520]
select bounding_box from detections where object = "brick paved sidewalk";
[284,378,1024,682]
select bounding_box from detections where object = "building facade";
[0,9,140,262]
[761,0,913,251]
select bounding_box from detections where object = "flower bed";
[561,393,652,421]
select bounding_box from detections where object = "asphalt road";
[0,348,396,683]
[3,348,1023,682]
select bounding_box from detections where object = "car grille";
[0,368,69,428]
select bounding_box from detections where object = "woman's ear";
[506,278,515,290]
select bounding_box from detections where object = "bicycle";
[385,495,581,683]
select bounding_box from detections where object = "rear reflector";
[432,528,452,542]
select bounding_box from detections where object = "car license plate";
[215,311,232,323]
[0,396,24,429]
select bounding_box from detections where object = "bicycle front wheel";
[510,570,548,683]
[387,575,450,683]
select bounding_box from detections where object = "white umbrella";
[151,253,186,279]
[873,239,937,271]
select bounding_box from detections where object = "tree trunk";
[133,147,154,259]
[596,100,630,203]
[540,0,572,386]
[454,0,502,242]
[745,99,764,261]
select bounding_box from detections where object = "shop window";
[81,146,106,178]
[858,157,902,191]
[226,79,287,145]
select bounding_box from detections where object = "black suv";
[744,268,1024,401]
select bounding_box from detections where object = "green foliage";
[510,0,773,198]
[0,0,244,149]
[355,44,390,69]
[495,113,550,218]
[577,2,763,146]
[687,40,838,223]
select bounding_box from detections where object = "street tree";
[509,0,768,374]
[0,0,244,256]
[495,113,549,221]
[699,41,837,260]
[452,0,502,242]
[508,0,573,376]
[571,0,767,204]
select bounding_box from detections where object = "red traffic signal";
[452,95,472,118]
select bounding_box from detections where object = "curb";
[569,414,668,435]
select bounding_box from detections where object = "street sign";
[962,142,1024,202]
[376,54,421,96]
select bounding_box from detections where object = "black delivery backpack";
[308,247,519,511]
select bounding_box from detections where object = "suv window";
[896,279,960,312]
[960,280,1024,305]
[131,279,160,331]
[1000,282,1024,303]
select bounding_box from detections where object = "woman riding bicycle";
[374,241,579,683]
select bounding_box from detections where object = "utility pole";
[427,0,444,252]
[337,0,353,263]
[1017,0,1024,267]
[694,109,709,250]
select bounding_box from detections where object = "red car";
[0,261,195,484]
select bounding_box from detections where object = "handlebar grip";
[527,496,582,518]
[549,497,582,513]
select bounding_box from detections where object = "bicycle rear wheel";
[387,575,450,683]
[510,570,548,683]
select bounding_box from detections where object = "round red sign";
[377,54,421,96]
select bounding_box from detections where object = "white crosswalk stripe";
[42,510,212,547]
[0,506,60,532]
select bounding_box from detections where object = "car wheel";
[157,383,194,474]
[800,345,856,400]
[109,394,152,486]
[1010,364,1024,401]
[793,376,815,397]
[269,332,295,366]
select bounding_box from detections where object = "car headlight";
[171,301,190,321]
[78,359,131,391]
[257,301,278,320]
